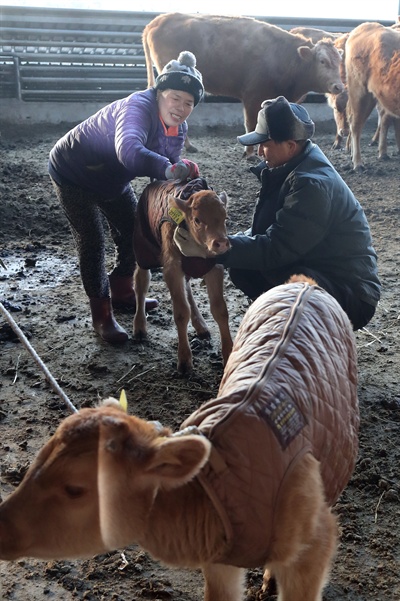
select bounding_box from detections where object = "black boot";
[109,274,158,312]
[89,297,128,344]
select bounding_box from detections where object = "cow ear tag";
[168,205,185,225]
[119,389,128,413]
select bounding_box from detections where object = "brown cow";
[345,22,400,170]
[0,275,359,601]
[143,13,344,158]
[289,29,350,151]
[291,30,350,151]
[133,178,232,374]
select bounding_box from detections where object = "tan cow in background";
[345,21,400,170]
[289,26,343,42]
[143,13,344,158]
[292,30,350,150]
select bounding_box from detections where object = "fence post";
[13,56,21,100]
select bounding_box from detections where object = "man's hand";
[173,227,208,258]
[165,159,199,181]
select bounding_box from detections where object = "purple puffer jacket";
[48,88,187,197]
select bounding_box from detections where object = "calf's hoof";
[134,329,148,342]
[177,359,193,376]
[196,330,211,341]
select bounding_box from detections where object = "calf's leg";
[202,563,245,601]
[133,266,151,339]
[185,279,211,340]
[203,266,233,365]
[163,264,193,374]
[265,453,337,601]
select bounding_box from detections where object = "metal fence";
[0,5,395,103]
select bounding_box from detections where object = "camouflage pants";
[51,178,137,298]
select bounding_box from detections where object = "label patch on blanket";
[261,390,307,449]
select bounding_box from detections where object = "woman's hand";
[165,159,199,181]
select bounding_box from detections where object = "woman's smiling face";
[157,89,195,127]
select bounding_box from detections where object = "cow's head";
[169,190,230,256]
[0,400,211,561]
[298,40,344,95]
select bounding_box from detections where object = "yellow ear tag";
[119,389,128,413]
[168,206,185,225]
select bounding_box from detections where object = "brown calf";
[133,178,232,374]
[0,276,359,601]
[143,13,344,158]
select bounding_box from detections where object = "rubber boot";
[109,274,158,312]
[89,297,128,344]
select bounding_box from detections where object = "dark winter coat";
[219,141,380,307]
[48,88,186,197]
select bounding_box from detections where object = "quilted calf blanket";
[133,177,217,278]
[182,280,359,568]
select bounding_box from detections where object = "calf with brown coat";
[133,177,232,374]
[0,276,359,601]
[143,13,344,158]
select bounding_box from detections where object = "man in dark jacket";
[175,96,381,330]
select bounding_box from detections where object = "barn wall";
[0,97,344,128]
[1,6,390,127]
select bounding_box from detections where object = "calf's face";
[0,403,211,562]
[0,411,104,560]
[171,191,231,256]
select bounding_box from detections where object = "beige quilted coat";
[182,280,359,568]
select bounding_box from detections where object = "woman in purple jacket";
[49,51,204,344]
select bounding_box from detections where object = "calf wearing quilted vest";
[0,276,359,601]
[133,177,233,373]
[134,177,218,278]
[181,275,359,592]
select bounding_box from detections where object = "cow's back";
[143,12,309,97]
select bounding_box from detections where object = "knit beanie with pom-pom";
[155,51,204,106]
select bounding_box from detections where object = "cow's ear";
[145,435,211,489]
[218,191,229,206]
[168,194,188,214]
[297,46,313,62]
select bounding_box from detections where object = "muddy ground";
[0,116,399,601]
